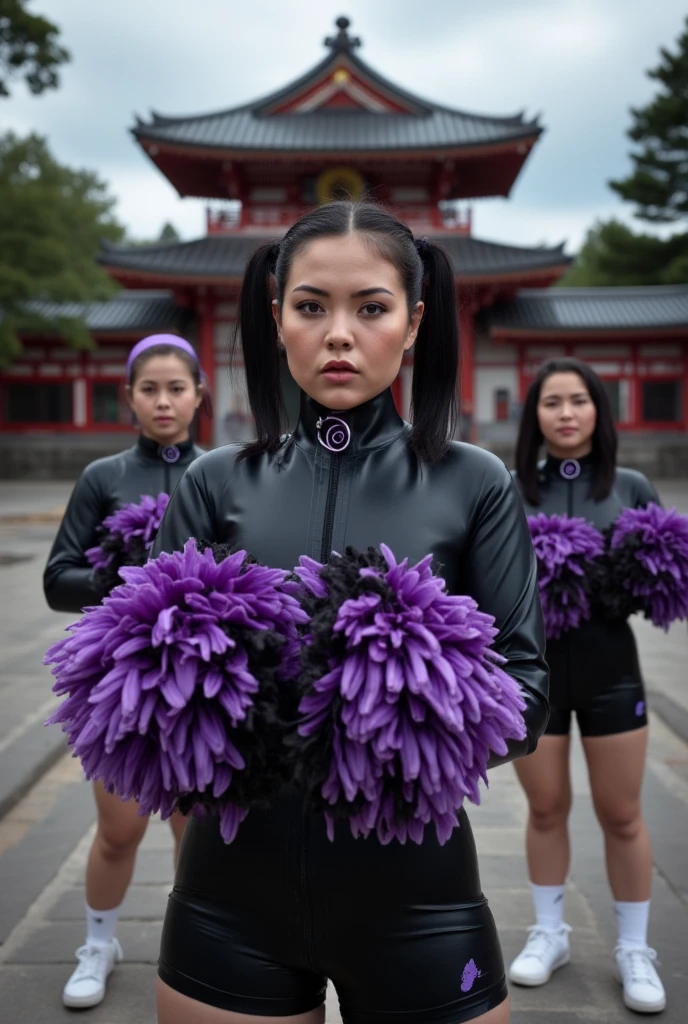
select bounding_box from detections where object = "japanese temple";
[3,16,688,476]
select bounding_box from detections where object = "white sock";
[86,902,122,946]
[530,882,566,930]
[614,899,650,950]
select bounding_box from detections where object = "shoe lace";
[523,924,571,962]
[71,939,122,981]
[618,947,661,986]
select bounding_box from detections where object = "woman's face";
[273,233,423,410]
[127,354,202,445]
[537,372,597,459]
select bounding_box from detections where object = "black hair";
[515,357,617,505]
[231,200,458,461]
[128,343,213,419]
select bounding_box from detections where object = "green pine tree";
[559,220,688,286]
[609,17,688,223]
[563,17,688,286]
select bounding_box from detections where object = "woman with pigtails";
[43,335,209,1009]
[509,358,667,1014]
[144,201,549,1024]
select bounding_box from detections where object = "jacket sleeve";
[463,460,550,767]
[43,469,106,613]
[633,471,661,508]
[150,460,216,557]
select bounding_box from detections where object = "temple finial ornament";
[325,16,361,53]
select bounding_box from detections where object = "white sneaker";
[615,946,666,1014]
[62,938,123,1008]
[508,924,572,986]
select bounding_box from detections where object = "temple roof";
[485,285,688,333]
[99,234,570,284]
[18,291,189,334]
[133,17,541,156]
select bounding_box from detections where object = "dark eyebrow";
[139,378,188,385]
[543,391,589,399]
[291,285,394,298]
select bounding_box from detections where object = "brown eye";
[297,301,322,315]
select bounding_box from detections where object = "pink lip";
[321,360,358,383]
[155,417,173,423]
[558,427,577,435]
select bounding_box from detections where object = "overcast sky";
[4,0,686,253]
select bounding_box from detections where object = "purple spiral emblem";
[316,415,351,453]
[160,445,181,464]
[635,700,645,717]
[560,458,581,481]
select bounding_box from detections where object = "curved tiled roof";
[486,286,688,331]
[134,107,540,154]
[20,290,189,333]
[100,235,570,282]
[133,19,540,155]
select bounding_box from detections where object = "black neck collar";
[544,451,595,480]
[294,388,405,456]
[136,433,195,462]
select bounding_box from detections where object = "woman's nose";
[325,311,355,350]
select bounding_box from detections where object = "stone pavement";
[0,479,687,1022]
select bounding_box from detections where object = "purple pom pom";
[45,540,308,843]
[528,514,604,639]
[609,504,688,630]
[293,545,526,845]
[86,493,170,593]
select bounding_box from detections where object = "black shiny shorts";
[158,785,508,1023]
[545,618,648,737]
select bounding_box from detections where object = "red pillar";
[198,299,215,446]
[458,303,475,439]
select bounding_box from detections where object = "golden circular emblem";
[316,166,365,204]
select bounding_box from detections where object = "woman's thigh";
[92,781,149,846]
[156,978,325,1024]
[513,734,571,815]
[582,727,648,824]
[157,981,508,1024]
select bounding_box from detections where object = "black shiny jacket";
[44,435,203,613]
[517,454,660,529]
[152,389,549,768]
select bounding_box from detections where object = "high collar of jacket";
[542,450,595,479]
[293,388,406,456]
[136,434,196,461]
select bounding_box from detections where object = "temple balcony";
[205,203,472,237]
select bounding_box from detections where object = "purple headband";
[126,334,200,378]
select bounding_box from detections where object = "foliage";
[563,18,688,287]
[609,17,688,224]
[558,220,688,287]
[0,0,69,97]
[0,132,124,363]
[125,221,182,248]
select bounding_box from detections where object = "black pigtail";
[409,241,459,462]
[231,242,286,458]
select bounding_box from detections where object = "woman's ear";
[125,385,135,411]
[194,385,204,411]
[404,301,424,351]
[271,299,284,347]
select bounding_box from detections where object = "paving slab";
[0,964,157,1024]
[7,920,163,965]
[0,779,95,944]
[50,884,169,921]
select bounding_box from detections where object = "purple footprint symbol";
[461,958,482,992]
